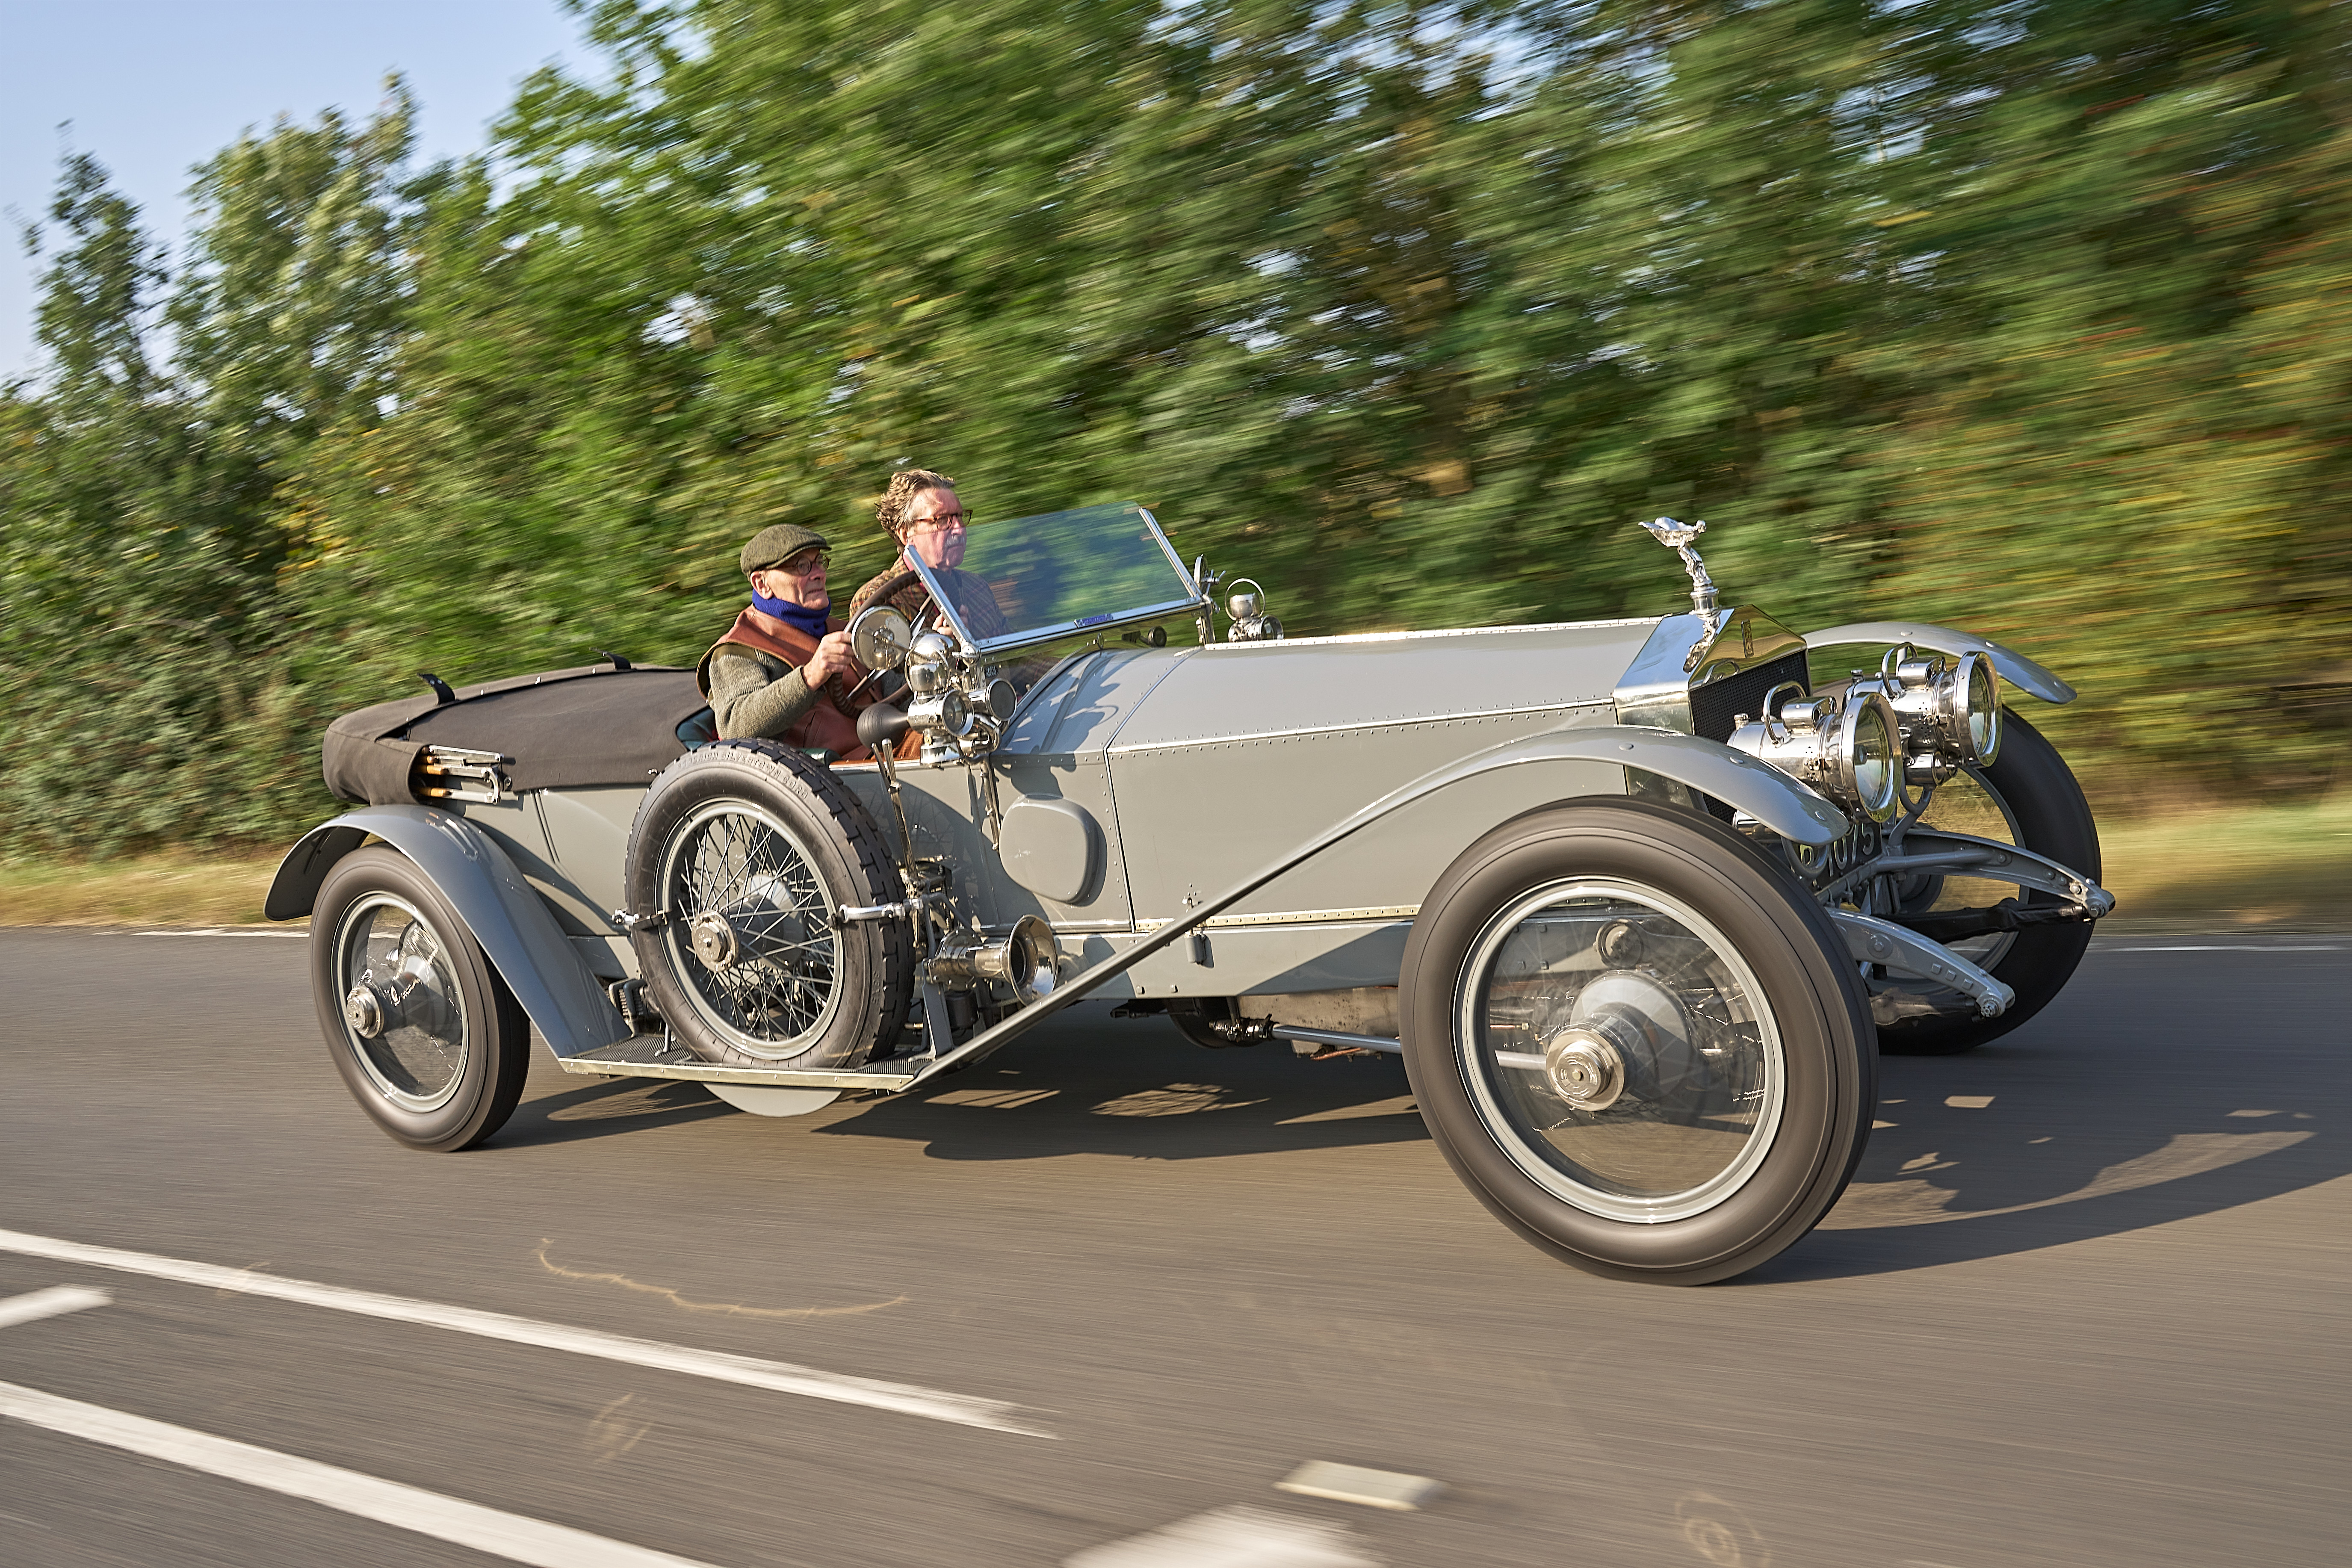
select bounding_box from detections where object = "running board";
[557,1035,931,1093]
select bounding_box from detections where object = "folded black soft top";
[322,664,709,806]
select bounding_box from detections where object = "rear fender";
[269,805,631,1057]
[1803,620,2075,704]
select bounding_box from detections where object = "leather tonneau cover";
[321,665,706,804]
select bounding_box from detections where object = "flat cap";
[739,522,830,575]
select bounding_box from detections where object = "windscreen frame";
[905,503,1207,657]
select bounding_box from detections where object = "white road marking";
[1945,1095,1995,1109]
[123,927,307,939]
[2098,944,2344,952]
[1064,1506,1375,1567]
[0,1286,111,1330]
[1276,1460,1443,1511]
[0,1228,1047,1438]
[0,1379,724,1567]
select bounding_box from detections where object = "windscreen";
[907,502,1203,655]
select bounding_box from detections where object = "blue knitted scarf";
[751,588,830,641]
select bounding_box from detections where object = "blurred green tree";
[4,1,2349,857]
[0,95,426,853]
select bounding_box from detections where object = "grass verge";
[0,852,287,928]
[0,796,2346,930]
[2097,794,2352,930]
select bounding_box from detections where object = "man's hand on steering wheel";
[804,629,859,688]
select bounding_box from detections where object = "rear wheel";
[626,741,912,1069]
[1878,711,2099,1054]
[1401,800,1876,1285]
[310,846,530,1152]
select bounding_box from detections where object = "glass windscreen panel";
[907,502,1203,656]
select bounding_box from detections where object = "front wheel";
[1878,711,2101,1054]
[1401,800,1876,1285]
[310,846,531,1152]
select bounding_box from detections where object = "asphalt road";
[0,927,2343,1568]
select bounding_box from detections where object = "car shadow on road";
[814,1013,1430,1161]
[505,956,2346,1277]
[1745,966,2348,1283]
[504,1074,740,1145]
[500,1007,1430,1159]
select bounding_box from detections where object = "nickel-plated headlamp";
[1960,651,2002,764]
[1882,647,2002,783]
[1727,682,1903,824]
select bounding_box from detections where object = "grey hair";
[873,467,957,539]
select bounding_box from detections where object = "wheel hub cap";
[343,984,386,1039]
[689,912,740,970]
[1544,1028,1627,1110]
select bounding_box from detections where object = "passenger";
[845,467,1012,641]
[699,523,878,758]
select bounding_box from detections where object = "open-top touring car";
[269,503,2110,1283]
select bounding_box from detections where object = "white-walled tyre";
[310,846,531,1152]
[1401,800,1876,1284]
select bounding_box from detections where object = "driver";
[699,523,881,758]
[845,467,1012,641]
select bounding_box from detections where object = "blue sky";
[1,0,589,381]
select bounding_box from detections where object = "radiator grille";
[1688,650,1810,742]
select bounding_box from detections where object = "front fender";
[1504,726,1852,848]
[1803,620,2075,704]
[269,805,630,1057]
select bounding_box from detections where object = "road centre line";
[123,927,308,939]
[0,1285,111,1331]
[2097,944,2345,952]
[0,1378,725,1568]
[0,1227,1048,1438]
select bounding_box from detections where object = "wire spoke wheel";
[662,800,843,1056]
[626,741,912,1072]
[1877,711,2101,1054]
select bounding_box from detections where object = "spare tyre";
[624,741,913,1069]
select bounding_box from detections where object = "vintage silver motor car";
[271,504,2111,1283]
